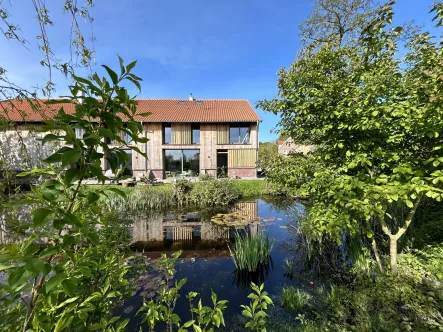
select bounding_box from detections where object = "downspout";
[256,121,260,175]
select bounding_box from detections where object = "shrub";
[281,287,312,313]
[173,179,193,205]
[199,173,214,181]
[229,231,274,272]
[190,179,240,206]
[292,245,443,331]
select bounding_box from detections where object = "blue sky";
[0,0,439,141]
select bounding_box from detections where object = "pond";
[119,198,310,331]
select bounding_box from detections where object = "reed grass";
[280,287,312,313]
[105,185,176,211]
[228,231,274,272]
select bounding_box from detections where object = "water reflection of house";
[130,201,259,253]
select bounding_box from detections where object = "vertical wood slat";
[228,149,256,167]
[171,123,191,144]
[217,124,229,144]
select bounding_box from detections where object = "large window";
[163,123,171,144]
[229,124,250,144]
[192,124,200,144]
[164,149,200,177]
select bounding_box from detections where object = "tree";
[258,142,278,168]
[259,2,443,275]
[300,0,379,49]
[0,59,147,331]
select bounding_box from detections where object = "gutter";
[256,121,260,172]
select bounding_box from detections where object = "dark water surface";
[120,198,304,331]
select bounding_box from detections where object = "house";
[0,97,261,179]
[277,137,313,156]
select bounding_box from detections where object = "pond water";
[120,198,309,330]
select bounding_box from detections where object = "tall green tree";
[259,2,443,275]
[300,0,379,49]
[258,142,278,168]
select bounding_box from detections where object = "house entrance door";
[216,150,228,178]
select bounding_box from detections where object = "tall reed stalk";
[105,186,177,211]
[229,231,274,272]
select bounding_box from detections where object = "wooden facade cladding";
[217,124,229,144]
[228,149,256,167]
[171,123,192,144]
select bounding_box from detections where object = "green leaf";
[62,149,82,167]
[102,65,119,85]
[183,320,195,328]
[32,208,55,227]
[64,168,82,185]
[17,168,55,177]
[0,263,14,271]
[25,258,45,278]
[62,278,77,297]
[41,133,60,145]
[86,232,99,245]
[8,267,31,291]
[126,60,137,72]
[193,325,203,332]
[45,273,68,293]
[405,200,413,208]
[40,245,60,258]
[44,99,72,105]
[118,55,125,75]
[137,112,151,117]
[87,191,100,205]
[107,188,127,199]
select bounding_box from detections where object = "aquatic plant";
[211,211,251,227]
[229,231,274,272]
[280,287,312,313]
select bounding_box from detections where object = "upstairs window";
[229,124,250,144]
[192,124,200,144]
[163,123,171,144]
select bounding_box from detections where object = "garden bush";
[190,179,240,207]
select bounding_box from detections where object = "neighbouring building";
[0,97,261,179]
[277,137,313,156]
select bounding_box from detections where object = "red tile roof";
[0,99,260,123]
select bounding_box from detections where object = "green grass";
[280,287,312,313]
[228,231,274,272]
[231,180,267,197]
[98,184,176,211]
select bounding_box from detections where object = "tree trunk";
[371,237,384,273]
[380,194,423,276]
[389,236,398,276]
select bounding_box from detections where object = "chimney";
[188,93,194,101]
